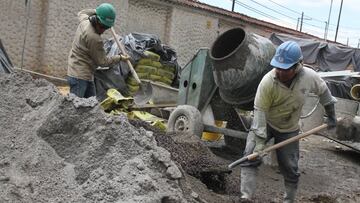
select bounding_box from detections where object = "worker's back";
[67,9,102,81]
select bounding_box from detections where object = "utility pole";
[346,37,349,46]
[300,12,304,32]
[296,18,300,31]
[358,39,360,49]
[335,0,344,42]
[325,0,333,40]
[324,22,328,40]
[232,0,235,12]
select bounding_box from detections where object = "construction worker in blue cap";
[240,41,337,203]
[67,3,129,98]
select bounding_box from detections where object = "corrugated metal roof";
[169,0,321,39]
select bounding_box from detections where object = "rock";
[191,191,199,199]
[166,165,182,179]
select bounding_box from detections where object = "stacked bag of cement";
[126,50,176,95]
[95,33,179,100]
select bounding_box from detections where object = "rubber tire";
[167,105,204,138]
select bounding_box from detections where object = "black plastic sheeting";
[94,33,180,101]
[0,40,13,74]
[270,33,360,72]
[324,77,357,100]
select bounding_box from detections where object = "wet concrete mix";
[0,71,359,203]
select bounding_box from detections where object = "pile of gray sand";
[0,72,197,202]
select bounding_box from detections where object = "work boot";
[240,167,258,200]
[284,182,298,203]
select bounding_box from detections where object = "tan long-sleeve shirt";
[67,9,121,81]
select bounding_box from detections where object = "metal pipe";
[203,124,248,140]
[21,0,31,69]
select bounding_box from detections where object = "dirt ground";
[1,71,359,203]
[136,120,360,203]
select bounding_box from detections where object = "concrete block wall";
[168,7,218,66]
[40,0,128,77]
[0,0,45,71]
[1,0,279,78]
[127,0,170,43]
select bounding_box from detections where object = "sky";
[198,0,360,48]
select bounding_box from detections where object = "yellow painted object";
[100,89,133,111]
[100,89,166,131]
[128,111,167,131]
[202,120,224,141]
[57,86,70,96]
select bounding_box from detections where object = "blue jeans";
[67,76,96,98]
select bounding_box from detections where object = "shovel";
[229,118,343,169]
[110,27,153,105]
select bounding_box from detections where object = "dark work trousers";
[240,125,300,198]
[268,125,300,185]
[67,76,96,98]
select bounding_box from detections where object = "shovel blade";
[134,81,153,105]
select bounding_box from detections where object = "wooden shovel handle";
[229,118,343,169]
[110,27,141,84]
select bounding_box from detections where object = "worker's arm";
[314,72,337,129]
[251,109,267,152]
[87,35,124,68]
[319,88,337,129]
[251,75,273,152]
[78,9,96,22]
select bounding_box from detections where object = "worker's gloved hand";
[239,131,262,167]
[253,135,266,153]
[324,103,337,129]
[120,54,130,61]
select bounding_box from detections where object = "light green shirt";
[67,9,121,81]
[254,66,331,132]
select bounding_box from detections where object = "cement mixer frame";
[166,28,277,152]
[167,48,252,152]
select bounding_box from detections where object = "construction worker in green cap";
[67,3,129,98]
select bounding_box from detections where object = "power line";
[234,0,283,22]
[226,0,358,41]
[243,0,332,31]
[266,0,328,24]
[231,0,325,34]
[265,0,360,30]
[246,0,298,21]
[266,0,302,15]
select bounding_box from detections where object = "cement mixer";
[167,28,276,153]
